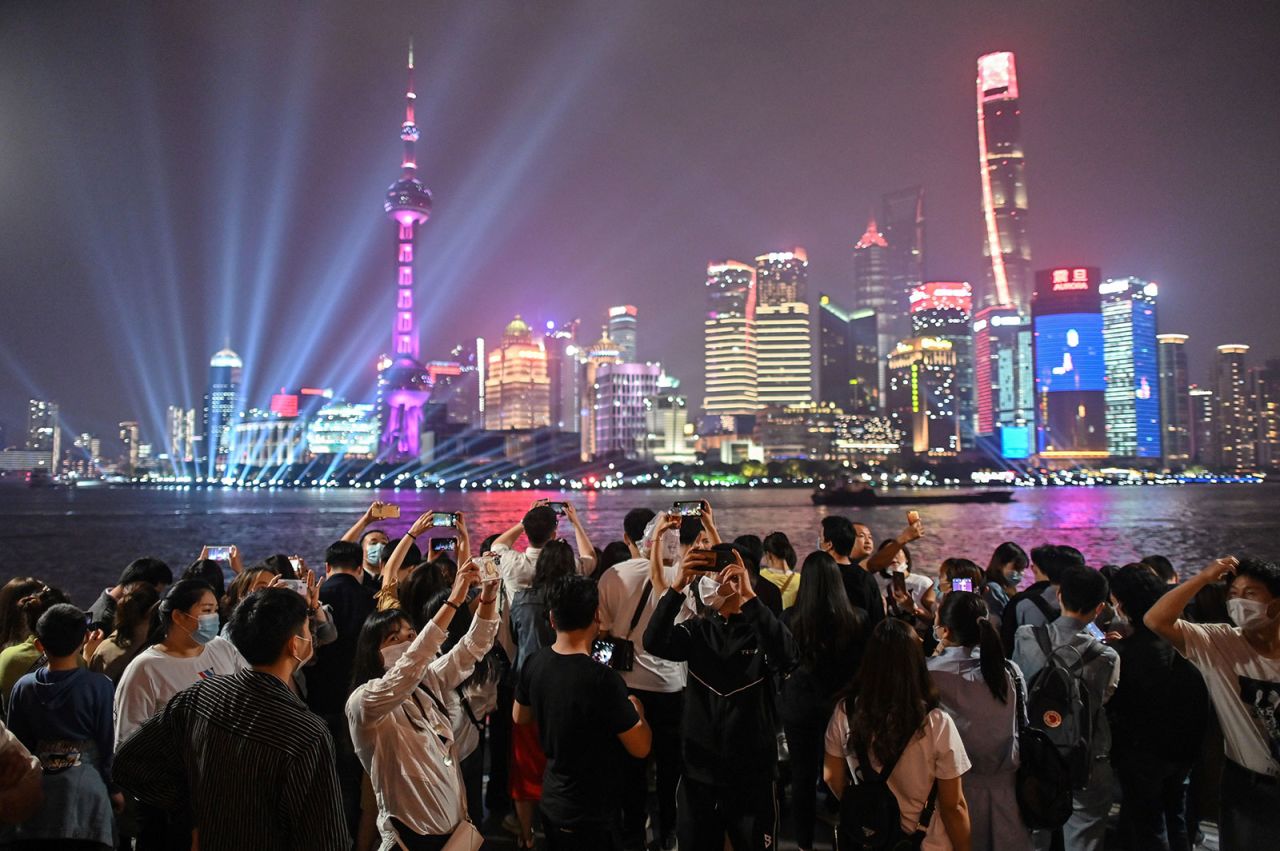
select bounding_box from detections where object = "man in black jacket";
[644,545,797,851]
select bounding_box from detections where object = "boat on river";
[811,485,1015,507]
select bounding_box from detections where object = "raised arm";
[341,501,387,543]
[649,512,681,592]
[455,512,472,571]
[866,514,924,572]
[563,503,596,574]
[643,585,697,663]
[426,576,500,692]
[377,512,434,608]
[700,500,722,546]
[728,560,798,670]
[1145,556,1237,655]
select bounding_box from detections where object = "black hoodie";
[644,590,797,786]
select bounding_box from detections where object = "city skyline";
[3,3,1279,447]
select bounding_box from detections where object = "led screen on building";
[1034,313,1106,393]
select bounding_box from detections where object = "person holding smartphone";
[491,499,598,602]
[643,544,797,850]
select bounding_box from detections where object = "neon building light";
[1032,266,1108,458]
[379,42,434,460]
[977,52,1031,310]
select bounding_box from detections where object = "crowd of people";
[0,496,1278,851]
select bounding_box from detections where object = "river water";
[1,484,1276,606]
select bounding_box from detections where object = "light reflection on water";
[0,484,1275,606]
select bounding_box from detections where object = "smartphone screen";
[431,513,457,527]
[206,546,232,562]
[430,537,458,555]
[1086,622,1107,641]
[892,572,908,593]
[288,557,302,574]
[951,578,974,593]
[372,504,401,520]
[281,579,308,597]
[673,500,703,517]
[548,502,568,516]
[590,639,614,666]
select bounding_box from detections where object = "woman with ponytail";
[0,584,70,716]
[927,591,1031,851]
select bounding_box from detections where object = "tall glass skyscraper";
[202,347,242,473]
[1215,344,1255,471]
[703,261,758,415]
[909,283,974,447]
[754,249,812,407]
[973,306,1034,458]
[817,294,879,414]
[1157,333,1191,467]
[1101,277,1161,459]
[881,187,926,338]
[977,52,1032,310]
[852,220,899,365]
[1032,267,1107,459]
[607,306,638,363]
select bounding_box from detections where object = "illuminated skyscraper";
[1215,344,1254,471]
[202,347,242,473]
[977,52,1032,310]
[379,43,434,461]
[882,187,926,335]
[910,283,975,445]
[755,249,812,407]
[703,261,758,415]
[607,306,638,363]
[817,294,879,414]
[580,329,621,459]
[1250,360,1280,470]
[1157,334,1191,467]
[886,337,961,457]
[852,219,900,367]
[592,362,662,459]
[119,421,141,475]
[1188,386,1216,467]
[25,400,60,470]
[1032,267,1107,459]
[973,306,1034,458]
[544,320,582,433]
[1101,277,1161,460]
[484,316,551,431]
[167,405,196,465]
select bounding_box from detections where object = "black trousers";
[321,710,362,849]
[541,814,622,851]
[678,776,778,851]
[1115,755,1192,851]
[485,676,515,817]
[1220,759,1280,851]
[784,717,827,850]
[389,818,450,851]
[621,688,684,841]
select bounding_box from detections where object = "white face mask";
[380,639,412,670]
[1227,598,1271,631]
[698,576,732,611]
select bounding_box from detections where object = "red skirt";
[509,721,546,801]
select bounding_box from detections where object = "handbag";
[441,819,483,850]
[590,579,653,672]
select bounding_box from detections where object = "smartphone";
[950,578,974,593]
[206,546,233,562]
[431,512,457,527]
[473,555,501,584]
[430,537,458,555]
[288,557,302,574]
[714,549,737,569]
[590,639,614,667]
[673,500,703,517]
[370,504,401,520]
[1085,621,1107,641]
[547,502,569,516]
[280,579,308,596]
[907,510,920,525]
[892,572,909,594]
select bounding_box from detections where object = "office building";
[202,348,243,473]
[754,249,812,407]
[1101,277,1161,460]
[607,306,638,363]
[484,316,551,431]
[229,411,308,470]
[977,51,1032,310]
[1032,267,1107,459]
[379,44,434,461]
[592,362,662,459]
[1250,360,1280,470]
[1188,386,1216,468]
[1157,334,1191,467]
[119,421,141,475]
[704,260,758,415]
[852,220,901,358]
[167,406,197,465]
[1215,344,1254,472]
[817,294,879,414]
[910,282,974,446]
[881,187,926,339]
[25,400,60,471]
[643,378,697,464]
[886,337,961,457]
[544,320,582,433]
[307,402,379,459]
[580,329,621,459]
[973,306,1034,458]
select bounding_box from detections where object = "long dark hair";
[426,589,496,686]
[222,567,275,613]
[985,542,1028,592]
[0,577,46,648]
[113,585,161,651]
[847,618,939,767]
[181,559,226,601]
[10,584,69,643]
[763,532,796,569]
[399,563,447,630]
[146,579,215,648]
[532,540,576,589]
[937,591,1008,702]
[789,551,866,670]
[350,609,413,692]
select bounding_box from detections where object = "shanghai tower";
[379,42,433,461]
[976,51,1031,310]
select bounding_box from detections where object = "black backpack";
[837,736,937,851]
[1025,627,1103,791]
[1007,661,1073,829]
[1000,583,1058,651]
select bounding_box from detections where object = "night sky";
[3,1,1278,451]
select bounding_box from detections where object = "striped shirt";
[114,668,349,851]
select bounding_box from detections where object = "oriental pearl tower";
[378,41,433,460]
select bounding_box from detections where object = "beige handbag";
[441,818,483,850]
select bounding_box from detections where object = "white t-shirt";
[874,571,934,609]
[597,558,687,693]
[825,705,971,851]
[491,542,591,601]
[114,635,247,746]
[1180,621,1280,777]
